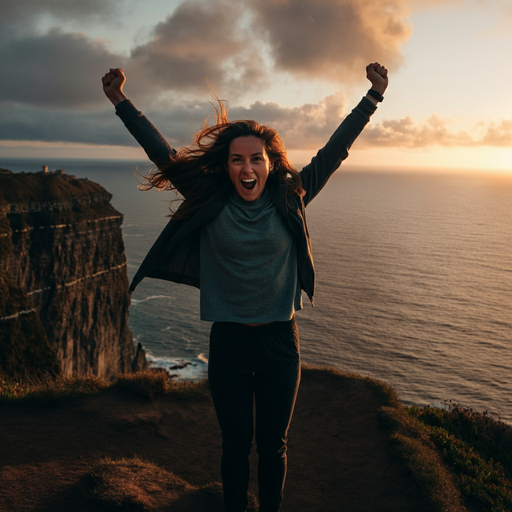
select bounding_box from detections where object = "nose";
[243,159,252,173]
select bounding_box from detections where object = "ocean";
[2,157,511,423]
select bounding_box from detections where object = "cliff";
[0,169,134,378]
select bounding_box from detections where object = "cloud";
[1,0,413,111]
[229,93,350,148]
[248,0,412,81]
[0,30,126,108]
[480,119,512,147]
[4,91,512,152]
[0,0,412,114]
[125,0,269,98]
[0,95,349,150]
[0,0,119,29]
[0,103,133,147]
[360,114,512,148]
[0,0,127,109]
[126,0,412,96]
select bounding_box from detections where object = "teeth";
[241,178,257,190]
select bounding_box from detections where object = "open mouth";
[241,178,256,190]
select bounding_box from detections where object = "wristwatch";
[367,89,384,102]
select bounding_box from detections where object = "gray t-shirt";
[200,188,302,322]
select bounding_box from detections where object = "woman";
[102,63,388,512]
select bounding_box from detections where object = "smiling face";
[227,135,272,201]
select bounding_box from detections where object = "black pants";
[208,318,301,512]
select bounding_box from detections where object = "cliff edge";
[0,169,134,378]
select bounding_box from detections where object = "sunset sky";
[1,0,511,172]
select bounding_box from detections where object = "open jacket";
[115,97,377,304]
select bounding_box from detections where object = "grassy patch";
[114,369,211,400]
[89,455,195,509]
[381,406,465,512]
[0,373,110,403]
[0,369,212,404]
[0,172,106,207]
[409,403,512,511]
[89,455,259,511]
[302,364,466,512]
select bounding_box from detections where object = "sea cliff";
[0,168,134,378]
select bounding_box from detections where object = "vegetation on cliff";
[0,171,107,206]
[0,171,121,238]
[409,403,512,511]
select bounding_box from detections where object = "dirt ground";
[0,368,436,512]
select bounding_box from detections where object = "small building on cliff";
[0,170,134,378]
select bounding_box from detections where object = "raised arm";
[101,68,177,171]
[299,63,388,206]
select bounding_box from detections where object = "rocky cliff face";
[0,169,134,378]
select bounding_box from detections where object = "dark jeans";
[208,318,301,512]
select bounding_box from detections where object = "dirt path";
[0,368,434,511]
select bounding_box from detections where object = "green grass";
[409,403,512,512]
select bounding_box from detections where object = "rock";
[0,171,134,378]
[132,342,149,372]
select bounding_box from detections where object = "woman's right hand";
[102,68,128,106]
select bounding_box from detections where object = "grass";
[408,402,512,512]
[304,365,467,512]
[0,172,107,207]
[2,365,510,512]
[89,455,196,509]
[310,365,512,512]
[89,455,258,511]
[0,369,212,404]
[381,405,466,512]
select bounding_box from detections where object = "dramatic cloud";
[248,0,412,81]
[0,96,349,150]
[125,0,412,96]
[0,31,126,108]
[4,93,512,152]
[0,0,414,112]
[229,94,350,148]
[0,0,127,109]
[360,115,512,148]
[0,103,133,147]
[126,0,268,97]
[3,0,507,153]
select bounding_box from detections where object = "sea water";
[2,158,511,423]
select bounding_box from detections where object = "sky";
[0,0,511,172]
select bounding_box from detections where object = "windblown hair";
[141,99,305,219]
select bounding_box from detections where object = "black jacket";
[115,98,377,303]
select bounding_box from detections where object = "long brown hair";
[141,99,305,218]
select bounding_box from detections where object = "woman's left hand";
[366,62,388,95]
